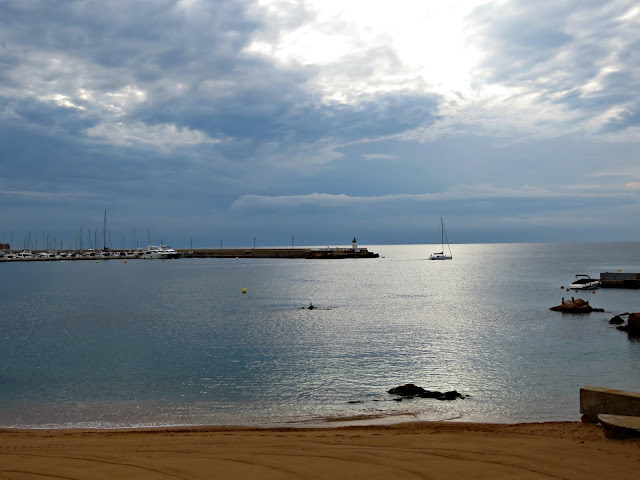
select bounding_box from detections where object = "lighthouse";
[351,237,359,252]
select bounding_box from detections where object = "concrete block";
[598,414,640,439]
[580,386,640,422]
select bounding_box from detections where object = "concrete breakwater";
[599,272,640,289]
[182,248,379,259]
[0,247,379,261]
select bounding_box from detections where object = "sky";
[2,0,640,249]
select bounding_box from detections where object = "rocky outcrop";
[388,384,466,401]
[609,315,625,324]
[617,312,640,336]
[550,298,604,313]
[628,313,640,336]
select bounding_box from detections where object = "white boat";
[569,274,600,290]
[429,217,453,260]
[140,245,180,259]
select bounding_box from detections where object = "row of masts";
[2,211,159,252]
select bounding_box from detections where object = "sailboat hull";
[429,253,452,260]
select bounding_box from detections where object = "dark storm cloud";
[2,0,441,161]
[9,97,96,134]
[0,0,257,68]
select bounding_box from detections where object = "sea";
[1,243,640,429]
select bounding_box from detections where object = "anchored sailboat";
[429,217,452,260]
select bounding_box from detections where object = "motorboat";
[569,274,600,290]
[140,245,180,259]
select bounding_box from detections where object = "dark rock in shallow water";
[616,313,640,336]
[435,390,464,401]
[388,383,426,396]
[626,313,640,336]
[550,298,603,313]
[388,384,466,401]
[609,315,625,324]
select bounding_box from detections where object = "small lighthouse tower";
[351,237,358,252]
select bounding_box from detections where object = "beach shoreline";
[1,420,638,479]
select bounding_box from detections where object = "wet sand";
[1,421,639,479]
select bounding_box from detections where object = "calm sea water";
[1,243,640,428]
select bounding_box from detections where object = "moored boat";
[569,274,600,290]
[140,245,180,259]
[429,217,453,260]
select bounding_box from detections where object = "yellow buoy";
[124,260,127,263]
[95,261,99,263]
[242,288,247,294]
[618,268,622,272]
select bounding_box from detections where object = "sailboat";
[429,217,452,260]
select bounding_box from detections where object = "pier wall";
[180,248,379,259]
[599,272,640,289]
[580,386,640,422]
[1,248,379,261]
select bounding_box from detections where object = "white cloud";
[586,165,640,179]
[0,187,98,201]
[361,153,397,160]
[232,183,632,210]
[86,122,220,149]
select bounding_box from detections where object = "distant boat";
[429,217,452,260]
[569,274,600,290]
[140,245,180,259]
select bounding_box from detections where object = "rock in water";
[387,384,426,396]
[388,384,466,401]
[627,313,640,336]
[550,298,603,313]
[609,315,625,324]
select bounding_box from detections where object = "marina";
[0,238,379,261]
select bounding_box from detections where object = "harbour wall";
[0,248,379,261]
[600,272,640,289]
[580,385,640,422]
[182,248,379,259]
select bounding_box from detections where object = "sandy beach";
[1,421,638,479]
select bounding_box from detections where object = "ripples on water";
[1,242,640,428]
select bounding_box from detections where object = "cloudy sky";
[2,0,640,249]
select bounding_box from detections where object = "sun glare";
[252,0,485,101]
